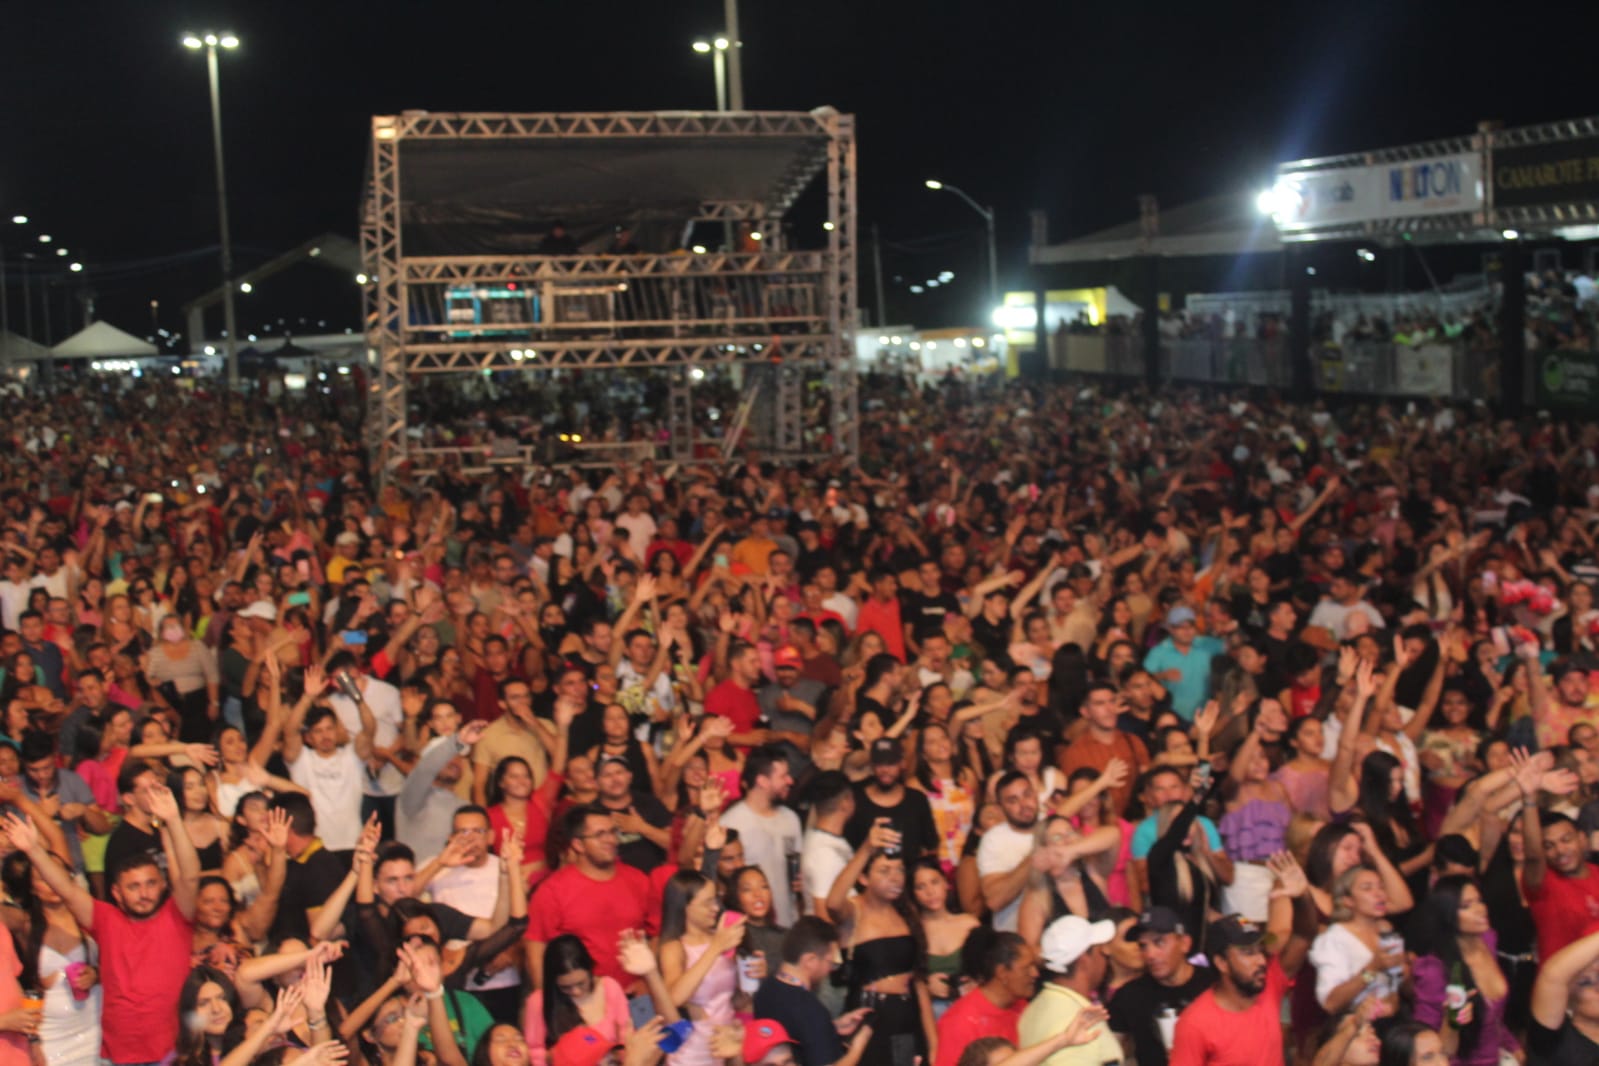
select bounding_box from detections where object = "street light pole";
[185,32,241,388]
[924,180,1000,321]
[723,0,744,110]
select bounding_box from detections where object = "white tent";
[51,321,158,359]
[0,331,53,362]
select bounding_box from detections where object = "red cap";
[774,646,802,669]
[744,1019,797,1064]
[551,1026,617,1066]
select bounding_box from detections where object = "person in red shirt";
[705,643,767,749]
[524,804,657,994]
[4,779,200,1066]
[1169,858,1311,1066]
[856,570,907,661]
[1519,756,1599,962]
[934,930,1037,1066]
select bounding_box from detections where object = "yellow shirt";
[1018,982,1123,1066]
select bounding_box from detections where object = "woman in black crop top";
[826,821,936,1066]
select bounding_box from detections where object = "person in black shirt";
[1108,906,1216,1066]
[103,762,167,877]
[751,917,873,1066]
[535,665,605,756]
[1527,923,1599,1066]
[595,755,672,871]
[902,559,961,653]
[969,588,1013,664]
[843,739,936,858]
[268,792,351,944]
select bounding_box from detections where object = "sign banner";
[1493,136,1599,209]
[1396,344,1455,396]
[1536,351,1599,412]
[1273,153,1483,231]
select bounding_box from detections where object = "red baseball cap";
[551,1026,618,1066]
[744,1019,797,1064]
[774,646,802,669]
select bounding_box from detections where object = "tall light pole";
[925,179,1000,322]
[691,37,731,112]
[723,0,744,110]
[183,31,241,388]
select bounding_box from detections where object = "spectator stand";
[359,109,860,481]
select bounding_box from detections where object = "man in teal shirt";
[1143,606,1224,721]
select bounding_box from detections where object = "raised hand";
[1193,700,1220,738]
[699,775,728,814]
[264,806,292,852]
[1509,746,1543,797]
[1266,851,1309,899]
[185,743,221,768]
[866,817,903,854]
[1354,659,1378,701]
[458,720,487,747]
[300,953,332,1015]
[1,813,38,855]
[439,834,474,868]
[618,929,659,977]
[148,784,181,824]
[269,983,306,1035]
[398,942,441,993]
[304,665,329,696]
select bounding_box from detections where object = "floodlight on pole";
[692,37,729,112]
[923,179,1000,319]
[182,29,242,387]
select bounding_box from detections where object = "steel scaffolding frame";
[359,109,856,476]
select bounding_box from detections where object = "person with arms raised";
[3,776,200,1066]
[1168,853,1313,1066]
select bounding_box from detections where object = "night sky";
[1,0,1592,344]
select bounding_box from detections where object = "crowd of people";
[2,370,1599,1066]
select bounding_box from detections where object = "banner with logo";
[1273,153,1483,231]
[1396,344,1455,396]
[1493,136,1599,209]
[1536,351,1599,412]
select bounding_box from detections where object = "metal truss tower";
[358,109,857,477]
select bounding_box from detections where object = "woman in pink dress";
[658,870,745,1066]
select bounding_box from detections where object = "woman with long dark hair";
[1410,876,1520,1066]
[724,865,785,979]
[173,966,306,1066]
[909,856,978,1019]
[520,935,630,1066]
[826,823,935,1066]
[658,869,743,1066]
[1354,750,1431,907]
[485,752,564,889]
[910,721,979,872]
[0,850,99,1066]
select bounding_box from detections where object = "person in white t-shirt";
[614,493,658,557]
[720,746,804,927]
[326,651,406,829]
[976,771,1040,932]
[263,665,376,852]
[800,771,857,921]
[417,805,525,1019]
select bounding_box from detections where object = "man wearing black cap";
[843,737,936,861]
[1168,854,1311,1066]
[1108,906,1214,1066]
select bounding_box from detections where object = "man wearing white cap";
[1018,915,1122,1065]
